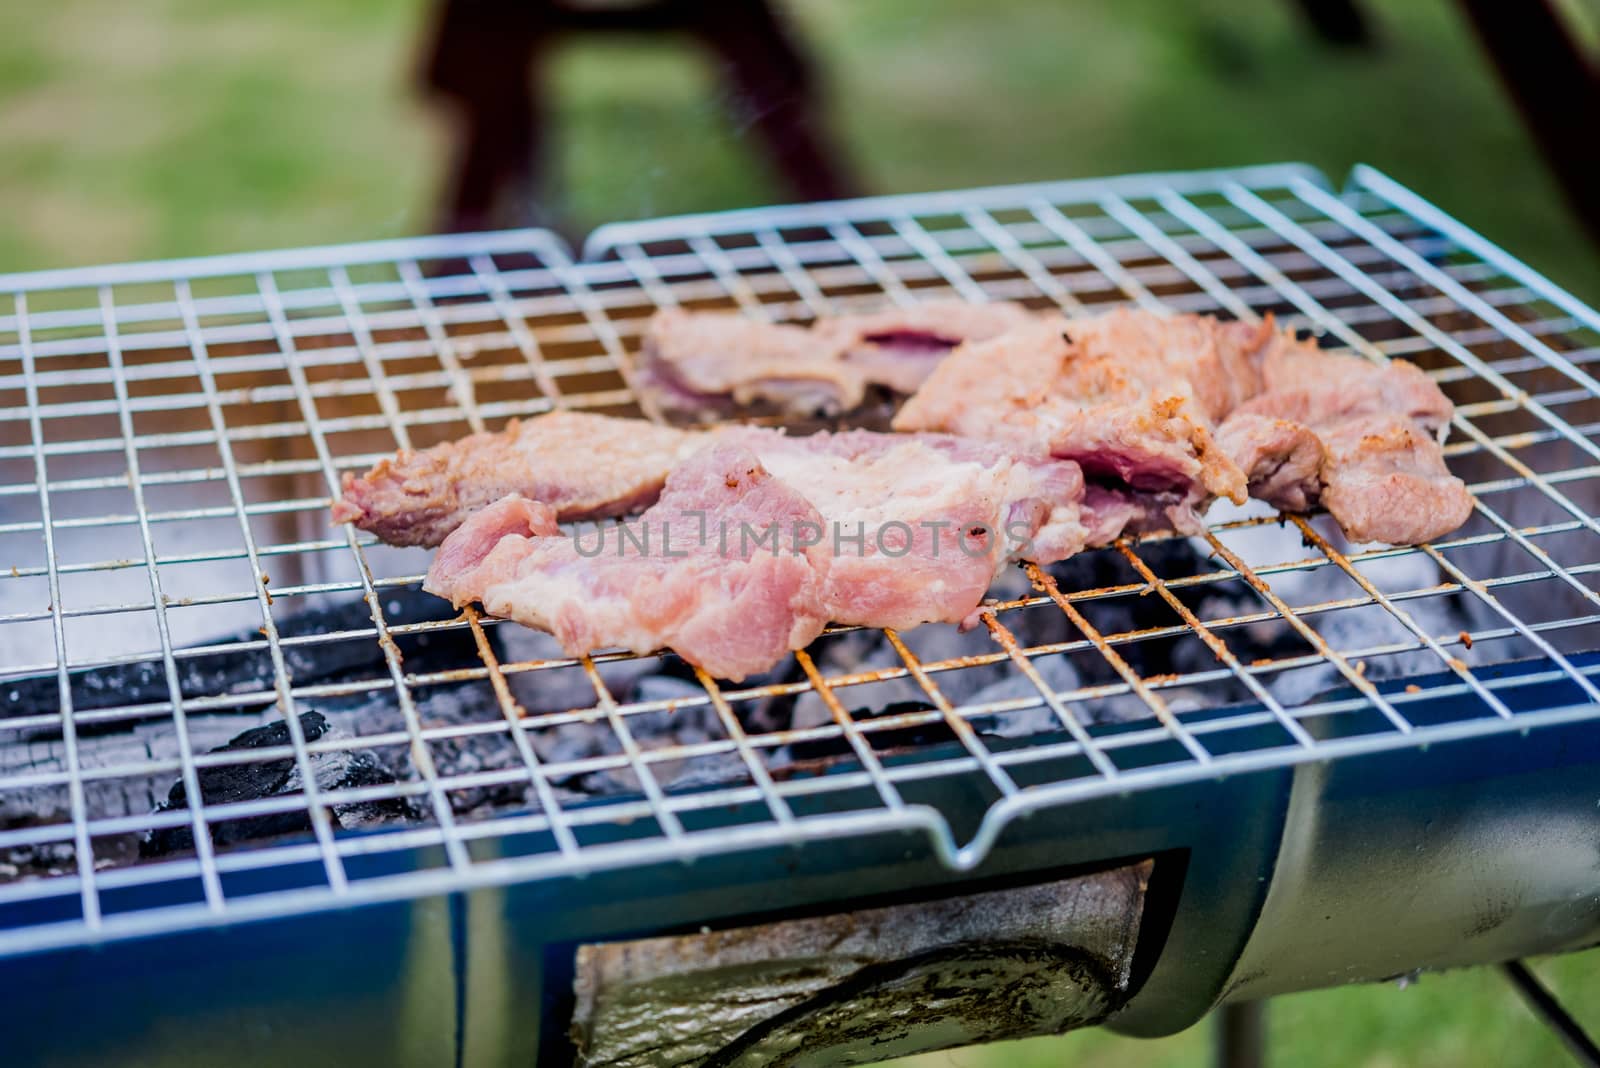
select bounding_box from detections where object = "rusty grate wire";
[1,163,1598,956]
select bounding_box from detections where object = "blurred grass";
[0,0,1596,299]
[0,1,1595,1064]
[888,950,1600,1067]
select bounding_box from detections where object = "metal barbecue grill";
[1,163,1597,1066]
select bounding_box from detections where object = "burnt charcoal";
[1044,541,1222,677]
[276,587,492,685]
[789,701,945,762]
[0,828,77,881]
[529,674,743,795]
[1210,514,1479,707]
[319,678,542,818]
[623,677,732,789]
[853,698,952,747]
[500,627,664,717]
[141,711,405,858]
[963,653,1085,737]
[6,504,1481,882]
[3,587,493,735]
[728,657,813,735]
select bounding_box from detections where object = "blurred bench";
[418,0,1598,261]
[419,0,859,236]
[1296,0,1600,248]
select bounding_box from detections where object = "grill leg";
[1214,1001,1267,1068]
[1502,961,1600,1067]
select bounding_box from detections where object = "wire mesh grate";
[1,163,1598,956]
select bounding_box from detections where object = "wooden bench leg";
[418,0,860,233]
[419,0,551,234]
[691,0,860,204]
[1457,0,1600,248]
[1288,0,1374,47]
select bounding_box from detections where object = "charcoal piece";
[612,675,744,792]
[721,656,813,736]
[140,711,405,858]
[520,669,791,797]
[501,626,663,717]
[1043,541,1220,675]
[4,587,494,734]
[964,653,1088,736]
[788,701,946,763]
[0,833,77,881]
[277,586,492,684]
[339,679,540,816]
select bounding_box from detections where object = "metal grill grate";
[2,163,1599,957]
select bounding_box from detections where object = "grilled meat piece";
[638,301,1038,421]
[715,426,1087,628]
[425,428,1087,679]
[336,405,1086,569]
[1057,305,1271,423]
[1316,415,1473,544]
[638,308,868,421]
[342,306,1468,559]
[1250,328,1453,428]
[332,411,701,547]
[1218,328,1468,541]
[897,307,1467,545]
[1214,413,1326,513]
[813,299,1040,394]
[893,313,1265,541]
[427,445,832,681]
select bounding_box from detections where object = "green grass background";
[0,0,1595,1062]
[0,0,1596,297]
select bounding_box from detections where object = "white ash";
[322,682,548,819]
[1211,502,1483,708]
[959,653,1087,738]
[498,628,749,794]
